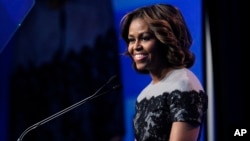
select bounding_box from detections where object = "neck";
[149,67,173,84]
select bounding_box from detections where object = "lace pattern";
[133,90,208,141]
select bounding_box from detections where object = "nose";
[134,40,142,50]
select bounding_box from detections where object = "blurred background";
[0,0,247,141]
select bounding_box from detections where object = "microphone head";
[105,75,122,92]
[106,75,118,84]
[112,84,122,91]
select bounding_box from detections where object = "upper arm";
[169,122,200,141]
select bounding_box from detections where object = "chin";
[136,66,146,71]
[135,66,148,72]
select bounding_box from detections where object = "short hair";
[120,4,195,73]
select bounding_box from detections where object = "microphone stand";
[17,75,120,141]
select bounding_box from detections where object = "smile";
[133,53,148,61]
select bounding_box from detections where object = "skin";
[128,18,200,141]
[127,18,172,84]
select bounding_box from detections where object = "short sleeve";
[168,90,208,125]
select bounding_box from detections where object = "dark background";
[1,0,125,141]
[205,0,248,140]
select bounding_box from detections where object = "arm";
[169,122,200,141]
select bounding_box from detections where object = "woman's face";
[127,18,162,72]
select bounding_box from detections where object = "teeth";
[134,54,145,60]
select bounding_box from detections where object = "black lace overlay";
[133,90,208,141]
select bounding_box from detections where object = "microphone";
[17,75,121,141]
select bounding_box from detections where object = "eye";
[140,35,153,42]
[127,38,135,43]
[141,36,151,41]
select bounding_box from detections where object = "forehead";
[128,18,150,34]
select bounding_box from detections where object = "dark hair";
[120,4,195,73]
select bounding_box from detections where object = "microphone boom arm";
[17,75,120,141]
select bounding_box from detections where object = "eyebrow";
[128,31,152,37]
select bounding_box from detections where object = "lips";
[133,53,148,61]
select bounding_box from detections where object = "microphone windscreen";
[106,75,118,84]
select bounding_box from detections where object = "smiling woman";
[119,3,207,141]
[0,1,205,141]
[112,0,205,140]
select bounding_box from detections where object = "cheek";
[145,42,158,53]
[127,45,133,54]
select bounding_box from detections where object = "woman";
[120,4,208,141]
